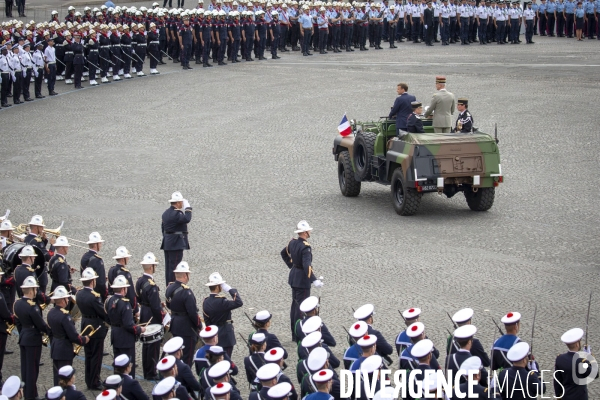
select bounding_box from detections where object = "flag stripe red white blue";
[338,114,352,137]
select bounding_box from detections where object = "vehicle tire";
[390,167,421,216]
[464,187,495,211]
[338,151,361,197]
[353,131,376,180]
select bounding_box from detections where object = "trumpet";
[6,323,16,335]
[14,222,90,250]
[74,324,102,355]
[42,333,50,347]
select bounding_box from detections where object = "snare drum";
[140,324,165,344]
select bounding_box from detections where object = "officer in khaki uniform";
[423,75,456,133]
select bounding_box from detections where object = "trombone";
[13,222,90,250]
[74,325,102,355]
[6,323,16,335]
[42,333,50,347]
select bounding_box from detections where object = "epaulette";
[149,279,156,286]
[27,300,37,306]
[27,267,35,272]
[58,257,65,263]
[484,388,488,393]
[60,308,69,314]
[182,284,189,289]
[121,267,129,272]
[528,370,535,376]
[215,293,226,298]
[303,241,311,247]
[92,290,100,298]
[94,254,102,259]
[35,237,42,242]
[121,298,130,302]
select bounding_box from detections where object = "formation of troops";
[1,0,599,107]
[0,195,597,400]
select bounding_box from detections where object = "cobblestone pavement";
[1,36,599,398]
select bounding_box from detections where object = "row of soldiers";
[0,209,597,400]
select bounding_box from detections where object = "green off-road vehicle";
[332,118,503,216]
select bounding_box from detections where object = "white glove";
[34,71,38,78]
[221,283,232,292]
[1,237,5,249]
[527,361,539,372]
[583,345,592,354]
[183,199,191,209]
[12,74,16,82]
[424,24,428,29]
[313,279,324,288]
[22,70,27,77]
[132,49,136,54]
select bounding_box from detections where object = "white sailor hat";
[96,389,117,400]
[294,220,313,233]
[421,372,438,395]
[301,316,322,334]
[357,334,377,347]
[207,346,226,356]
[51,9,59,14]
[156,356,176,371]
[307,347,328,371]
[264,347,285,362]
[103,375,123,389]
[169,191,184,202]
[458,356,482,376]
[453,325,477,339]
[561,328,584,344]
[80,267,99,282]
[54,236,70,247]
[50,285,70,300]
[452,308,474,323]
[302,331,322,348]
[2,376,24,398]
[501,312,521,324]
[200,326,219,338]
[28,214,45,226]
[46,386,65,400]
[250,332,266,344]
[113,354,131,367]
[163,336,185,353]
[205,272,224,286]
[373,387,396,400]
[0,220,14,231]
[506,342,530,362]
[173,261,191,273]
[140,252,158,265]
[402,307,421,320]
[210,382,231,397]
[21,276,39,289]
[208,360,231,379]
[299,296,319,313]
[110,275,130,289]
[407,322,425,338]
[360,355,383,374]
[312,369,333,383]
[18,245,37,258]
[112,246,132,259]
[256,363,281,381]
[354,304,374,320]
[348,321,368,338]
[152,377,176,397]
[410,339,433,358]
[254,310,272,322]
[268,382,292,399]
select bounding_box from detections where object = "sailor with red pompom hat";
[399,322,443,372]
[492,311,522,371]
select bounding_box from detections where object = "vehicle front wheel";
[338,151,361,197]
[390,167,421,216]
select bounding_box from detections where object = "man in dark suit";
[161,191,192,284]
[388,82,417,134]
[423,1,435,45]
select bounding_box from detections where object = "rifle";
[447,311,458,329]
[494,122,499,144]
[398,310,407,325]
[530,305,537,360]
[342,325,358,345]
[585,292,592,349]
[238,332,251,350]
[491,316,504,336]
[244,312,257,329]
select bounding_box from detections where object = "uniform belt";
[138,43,147,46]
[140,302,151,307]
[150,41,160,43]
[83,314,102,319]
[47,61,56,64]
[112,44,121,47]
[121,44,132,47]
[319,28,328,30]
[292,264,304,269]
[22,325,36,329]
[171,312,189,316]
[101,45,111,48]
[65,51,74,54]
[217,320,233,325]
[166,231,187,234]
[90,49,99,52]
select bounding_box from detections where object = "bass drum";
[2,242,45,276]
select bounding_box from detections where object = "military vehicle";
[332,118,503,216]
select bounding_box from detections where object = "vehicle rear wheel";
[338,151,361,197]
[464,187,495,211]
[390,167,421,216]
[353,131,376,180]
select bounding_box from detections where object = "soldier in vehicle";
[406,101,425,133]
[454,98,473,133]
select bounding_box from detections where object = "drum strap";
[167,286,184,303]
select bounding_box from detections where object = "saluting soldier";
[280,220,323,342]
[165,261,202,366]
[454,98,474,132]
[202,272,243,358]
[24,214,56,294]
[14,245,51,307]
[0,269,16,384]
[161,191,192,285]
[81,232,108,302]
[49,236,76,293]
[106,275,146,378]
[14,276,51,400]
[135,252,164,380]
[491,311,521,371]
[47,285,89,385]
[76,267,110,391]
[107,246,137,313]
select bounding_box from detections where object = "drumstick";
[139,317,153,327]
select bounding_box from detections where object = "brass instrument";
[6,323,16,335]
[14,222,89,250]
[74,325,102,355]
[42,333,50,347]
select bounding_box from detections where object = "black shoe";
[14,100,23,104]
[303,52,308,56]
[195,60,202,64]
[320,50,326,54]
[292,46,300,51]
[36,95,45,99]
[159,61,167,65]
[306,52,313,55]
[427,43,434,46]
[259,56,267,60]
[187,65,193,69]
[4,349,13,353]
[182,65,189,70]
[24,97,34,101]
[218,61,227,65]
[246,57,254,61]
[7,93,12,97]
[434,39,440,42]
[173,58,180,62]
[398,39,404,42]
[39,362,44,366]
[49,91,58,96]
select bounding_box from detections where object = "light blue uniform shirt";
[538,2,547,12]
[546,1,556,12]
[585,2,595,13]
[575,6,584,16]
[556,2,565,12]
[298,13,313,28]
[564,0,576,12]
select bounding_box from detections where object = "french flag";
[337,114,352,137]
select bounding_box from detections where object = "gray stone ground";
[1,35,599,399]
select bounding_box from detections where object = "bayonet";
[530,305,537,358]
[586,292,592,349]
[491,316,504,336]
[398,310,407,324]
[447,311,458,329]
